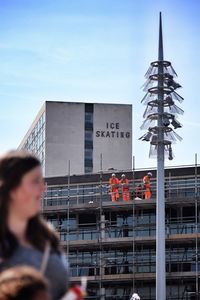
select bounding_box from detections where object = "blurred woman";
[0,150,69,300]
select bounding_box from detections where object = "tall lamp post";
[139,13,184,299]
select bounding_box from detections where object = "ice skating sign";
[96,122,131,139]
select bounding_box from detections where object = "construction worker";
[134,184,143,200]
[143,172,152,199]
[120,174,130,201]
[109,173,119,202]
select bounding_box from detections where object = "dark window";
[85,131,93,141]
[85,112,93,123]
[85,149,93,159]
[85,140,93,148]
[84,104,94,173]
[85,122,93,130]
[79,214,96,226]
[85,159,93,167]
[85,166,93,173]
[85,104,94,113]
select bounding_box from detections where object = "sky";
[0,0,199,169]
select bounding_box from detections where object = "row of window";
[82,280,197,300]
[84,104,94,173]
[69,250,133,264]
[23,113,45,169]
[70,261,199,277]
[58,223,200,240]
[46,208,200,229]
[24,114,45,148]
[43,177,200,206]
[69,251,199,266]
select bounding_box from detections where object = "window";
[22,113,45,170]
[85,166,93,173]
[84,104,94,173]
[85,112,93,122]
[85,112,93,130]
[85,149,93,159]
[85,140,93,148]
[79,213,96,227]
[85,131,93,141]
[84,159,93,168]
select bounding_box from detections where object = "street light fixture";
[139,13,184,300]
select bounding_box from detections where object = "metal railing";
[58,223,200,241]
[43,175,200,208]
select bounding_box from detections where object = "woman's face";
[9,166,45,220]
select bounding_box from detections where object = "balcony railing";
[42,175,200,208]
[58,223,200,242]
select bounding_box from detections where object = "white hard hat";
[121,174,125,177]
[130,293,140,300]
[112,173,116,177]
[147,172,152,177]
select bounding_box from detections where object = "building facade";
[42,165,200,300]
[19,101,132,177]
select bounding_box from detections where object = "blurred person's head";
[0,150,44,220]
[0,266,49,300]
[0,150,60,258]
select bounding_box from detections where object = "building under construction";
[42,164,200,300]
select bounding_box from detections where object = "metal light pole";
[156,13,165,299]
[139,12,184,300]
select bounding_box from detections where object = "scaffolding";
[42,161,200,300]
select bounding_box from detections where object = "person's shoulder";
[60,253,69,269]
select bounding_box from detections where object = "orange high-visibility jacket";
[120,178,129,190]
[109,177,119,186]
[143,175,150,185]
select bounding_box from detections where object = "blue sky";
[0,0,199,169]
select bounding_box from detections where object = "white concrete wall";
[93,104,132,172]
[19,101,132,177]
[45,102,85,177]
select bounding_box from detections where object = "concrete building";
[43,165,200,300]
[19,101,132,177]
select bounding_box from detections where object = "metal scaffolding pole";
[67,160,70,257]
[99,153,105,300]
[156,12,166,300]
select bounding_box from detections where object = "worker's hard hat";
[147,172,152,177]
[130,293,140,300]
[121,174,126,177]
[112,173,116,177]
